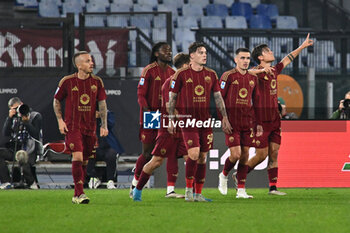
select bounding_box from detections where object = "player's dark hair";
[188,42,206,55]
[72,51,89,68]
[150,42,169,63]
[235,48,250,55]
[173,53,190,69]
[252,44,269,64]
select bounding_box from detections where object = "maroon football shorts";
[65,130,96,160]
[139,126,158,144]
[225,128,255,148]
[181,127,213,152]
[152,134,187,158]
[255,120,281,148]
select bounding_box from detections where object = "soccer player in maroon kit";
[246,33,313,195]
[130,42,174,197]
[217,48,263,198]
[168,42,232,202]
[132,53,190,201]
[53,51,108,204]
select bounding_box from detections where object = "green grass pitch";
[0,188,349,233]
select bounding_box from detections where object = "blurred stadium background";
[0,0,350,188]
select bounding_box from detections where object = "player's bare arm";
[167,91,178,135]
[53,98,68,135]
[213,91,232,134]
[248,67,274,75]
[98,100,109,137]
[281,33,314,68]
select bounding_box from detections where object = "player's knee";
[229,153,240,161]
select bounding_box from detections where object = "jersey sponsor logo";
[155,76,161,81]
[91,85,97,93]
[80,94,90,105]
[232,80,239,85]
[205,76,211,83]
[139,77,145,85]
[171,80,176,89]
[271,79,277,89]
[239,88,248,98]
[194,85,205,96]
[72,86,78,91]
[249,80,255,87]
[220,81,226,89]
[143,110,161,129]
[186,78,193,83]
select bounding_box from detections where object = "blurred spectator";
[87,110,124,189]
[330,91,350,119]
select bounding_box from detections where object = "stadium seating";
[176,16,199,28]
[85,15,105,27]
[137,0,158,8]
[181,4,204,19]
[256,4,279,21]
[89,0,110,8]
[110,3,131,12]
[213,0,234,7]
[200,16,223,28]
[130,16,151,30]
[133,4,154,12]
[86,3,107,13]
[186,0,210,9]
[38,1,60,18]
[225,16,247,29]
[249,15,272,29]
[107,15,129,27]
[112,0,133,5]
[276,16,298,29]
[157,4,179,19]
[206,4,229,18]
[161,0,184,8]
[62,1,83,16]
[152,28,167,42]
[153,15,167,28]
[174,28,196,43]
[239,0,261,9]
[17,0,38,8]
[231,2,253,21]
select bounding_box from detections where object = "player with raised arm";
[246,33,313,195]
[168,42,232,202]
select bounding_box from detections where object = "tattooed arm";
[98,100,109,137]
[53,98,68,135]
[167,92,178,135]
[213,91,232,134]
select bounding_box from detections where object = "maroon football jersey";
[254,62,284,122]
[171,65,220,121]
[220,68,261,130]
[54,73,107,136]
[137,61,175,125]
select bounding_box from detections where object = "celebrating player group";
[130,33,313,202]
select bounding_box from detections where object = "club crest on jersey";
[220,81,226,89]
[205,76,211,83]
[80,94,90,105]
[194,85,205,96]
[171,80,176,89]
[271,79,277,89]
[249,80,255,87]
[91,85,97,93]
[239,88,248,98]
[72,86,78,91]
[264,75,269,80]
[139,78,145,85]
[155,76,161,81]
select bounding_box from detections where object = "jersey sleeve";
[137,68,151,109]
[275,62,284,75]
[252,77,262,125]
[170,70,182,94]
[219,73,230,99]
[162,78,171,104]
[212,72,220,93]
[54,78,67,101]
